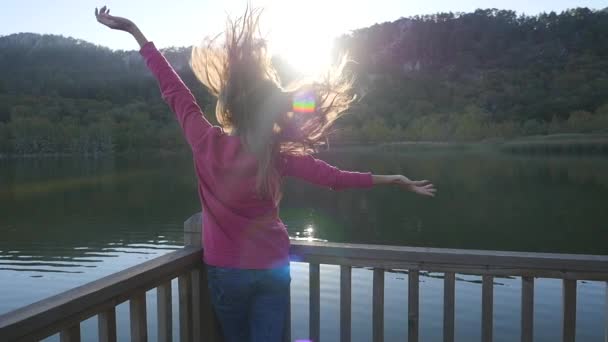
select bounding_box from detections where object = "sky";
[1,0,606,73]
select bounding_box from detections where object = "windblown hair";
[190,7,354,200]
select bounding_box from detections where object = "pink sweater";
[141,42,373,269]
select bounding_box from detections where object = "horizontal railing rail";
[289,241,608,280]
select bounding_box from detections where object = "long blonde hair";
[190,7,354,200]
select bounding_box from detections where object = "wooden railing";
[289,241,608,342]
[1,211,608,342]
[0,214,219,342]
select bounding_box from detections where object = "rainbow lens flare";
[293,91,316,113]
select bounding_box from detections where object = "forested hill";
[1,8,608,155]
[336,8,608,141]
[0,33,193,104]
[0,33,212,154]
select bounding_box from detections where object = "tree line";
[0,7,607,155]
[336,7,608,142]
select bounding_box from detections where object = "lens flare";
[293,91,315,113]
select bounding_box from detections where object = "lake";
[1,150,607,341]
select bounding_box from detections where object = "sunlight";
[270,30,333,76]
[262,1,343,76]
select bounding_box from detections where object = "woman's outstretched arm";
[282,154,436,197]
[95,6,212,152]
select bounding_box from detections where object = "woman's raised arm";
[95,6,212,152]
[94,6,148,48]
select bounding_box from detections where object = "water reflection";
[282,151,608,254]
[291,223,328,242]
[1,152,608,341]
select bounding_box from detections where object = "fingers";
[411,180,430,186]
[98,6,110,17]
[95,5,113,22]
[94,6,108,17]
[420,189,436,197]
[416,184,437,197]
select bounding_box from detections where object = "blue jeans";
[206,264,291,342]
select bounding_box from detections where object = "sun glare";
[263,1,341,77]
[270,30,333,76]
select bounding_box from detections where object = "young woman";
[95,6,436,342]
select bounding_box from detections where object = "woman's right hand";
[95,6,136,33]
[372,175,437,197]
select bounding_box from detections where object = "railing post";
[191,268,201,342]
[605,282,607,342]
[130,291,148,342]
[373,268,385,342]
[482,275,493,342]
[60,324,81,342]
[563,279,576,342]
[443,272,455,342]
[157,282,172,342]
[521,277,534,342]
[309,263,320,342]
[408,270,419,342]
[183,213,199,342]
[184,213,202,248]
[178,273,193,342]
[98,307,117,342]
[340,265,352,342]
[184,212,222,342]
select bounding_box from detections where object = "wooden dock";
[1,212,608,342]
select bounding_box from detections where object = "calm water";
[1,151,607,341]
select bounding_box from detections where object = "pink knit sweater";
[141,42,373,269]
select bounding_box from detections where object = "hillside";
[0,33,211,154]
[336,8,608,141]
[1,8,607,155]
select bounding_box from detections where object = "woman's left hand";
[391,175,437,197]
[95,6,136,33]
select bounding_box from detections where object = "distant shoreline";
[336,133,608,155]
[2,134,608,159]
